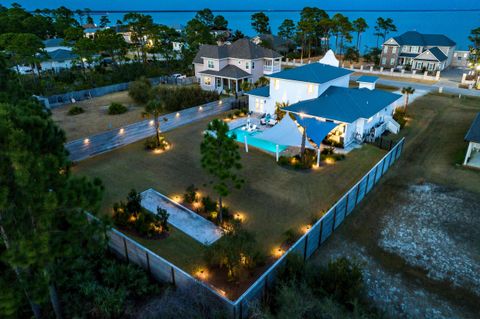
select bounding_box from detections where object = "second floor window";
[392,47,397,54]
[207,60,214,68]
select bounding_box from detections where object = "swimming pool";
[228,126,287,153]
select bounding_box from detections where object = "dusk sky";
[2,0,479,11]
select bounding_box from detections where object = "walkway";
[351,75,480,97]
[140,189,223,245]
[66,98,234,162]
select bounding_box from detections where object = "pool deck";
[140,189,223,245]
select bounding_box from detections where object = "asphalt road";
[66,98,234,162]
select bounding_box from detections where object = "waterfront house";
[246,51,402,148]
[380,31,456,71]
[193,38,282,93]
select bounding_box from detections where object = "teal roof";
[392,31,456,47]
[357,75,379,83]
[285,86,402,123]
[465,113,480,143]
[268,63,353,84]
[246,86,270,97]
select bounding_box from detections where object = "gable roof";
[465,113,480,143]
[246,86,270,97]
[392,31,456,47]
[199,64,251,79]
[268,63,353,84]
[47,49,77,62]
[43,38,68,48]
[193,38,282,63]
[356,75,379,83]
[284,86,401,123]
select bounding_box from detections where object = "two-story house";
[246,51,402,148]
[193,38,282,93]
[380,31,456,71]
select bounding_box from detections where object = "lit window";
[307,84,314,94]
[274,79,279,90]
[207,60,214,68]
[204,77,211,85]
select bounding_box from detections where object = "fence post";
[381,155,388,175]
[365,171,371,194]
[171,267,176,286]
[372,163,379,186]
[354,183,361,205]
[123,237,129,263]
[344,193,349,218]
[303,233,309,261]
[331,206,337,232]
[146,252,151,275]
[314,218,322,247]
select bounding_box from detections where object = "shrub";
[278,149,317,170]
[201,196,217,214]
[151,86,219,112]
[393,108,407,128]
[183,184,198,204]
[67,105,85,115]
[144,135,168,151]
[128,77,152,104]
[283,228,298,246]
[108,102,128,115]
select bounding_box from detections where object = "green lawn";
[73,114,387,273]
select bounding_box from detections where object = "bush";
[151,86,219,112]
[128,77,152,104]
[67,105,84,115]
[278,149,317,170]
[201,196,217,214]
[183,184,198,204]
[393,108,407,128]
[283,228,299,246]
[112,189,169,238]
[108,102,128,115]
[144,135,168,151]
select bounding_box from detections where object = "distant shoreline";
[30,9,480,14]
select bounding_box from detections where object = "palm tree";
[401,86,415,113]
[143,98,166,147]
[254,76,269,88]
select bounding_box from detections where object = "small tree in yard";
[200,119,243,223]
[128,77,152,104]
[143,98,166,149]
[156,207,170,233]
[401,86,415,113]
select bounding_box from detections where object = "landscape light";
[219,100,223,105]
[199,106,203,111]
[119,128,125,135]
[273,247,284,258]
[176,112,180,117]
[83,138,90,144]
[149,120,154,126]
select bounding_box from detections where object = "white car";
[171,73,187,79]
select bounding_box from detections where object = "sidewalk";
[66,98,234,162]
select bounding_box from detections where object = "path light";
[234,212,245,222]
[83,138,90,144]
[195,268,209,281]
[176,112,180,118]
[119,128,125,135]
[273,247,284,258]
[149,120,154,126]
[219,100,223,105]
[171,194,182,203]
[199,106,203,111]
[302,225,312,234]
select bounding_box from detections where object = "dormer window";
[207,60,214,68]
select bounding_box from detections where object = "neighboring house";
[84,27,106,39]
[380,31,456,71]
[251,34,295,54]
[193,38,282,93]
[452,50,470,67]
[40,49,78,72]
[463,112,480,168]
[246,50,403,148]
[43,38,72,53]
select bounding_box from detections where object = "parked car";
[171,73,187,79]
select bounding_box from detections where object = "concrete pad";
[140,189,223,245]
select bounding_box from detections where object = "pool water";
[228,127,287,153]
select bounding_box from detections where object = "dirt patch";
[379,183,480,295]
[51,90,143,141]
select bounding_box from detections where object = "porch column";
[235,80,238,93]
[316,147,321,167]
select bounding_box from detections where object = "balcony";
[263,58,282,74]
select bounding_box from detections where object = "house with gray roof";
[463,113,480,168]
[380,31,456,71]
[43,38,72,53]
[193,38,282,93]
[246,50,403,148]
[40,49,78,72]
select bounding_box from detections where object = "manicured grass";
[73,113,387,273]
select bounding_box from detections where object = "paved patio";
[140,189,223,245]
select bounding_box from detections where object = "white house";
[380,31,456,71]
[463,113,480,168]
[40,49,78,72]
[193,38,282,93]
[246,51,403,148]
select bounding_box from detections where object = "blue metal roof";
[356,75,379,83]
[465,113,480,143]
[285,86,402,123]
[425,47,448,62]
[246,86,270,97]
[294,115,338,146]
[393,31,456,47]
[268,63,354,84]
